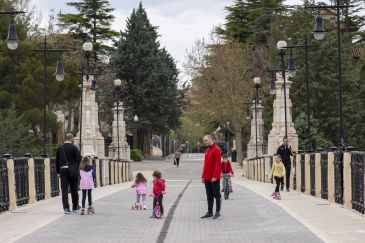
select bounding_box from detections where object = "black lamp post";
[133,114,139,150]
[35,35,65,157]
[114,79,122,161]
[306,1,349,153]
[279,35,318,152]
[226,121,230,155]
[0,8,25,50]
[78,40,94,153]
[277,40,290,138]
[253,77,261,158]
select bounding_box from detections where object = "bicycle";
[222,174,231,200]
[151,192,165,218]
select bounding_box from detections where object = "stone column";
[296,155,301,192]
[7,159,17,210]
[305,154,310,195]
[315,153,322,198]
[343,152,352,209]
[268,73,298,155]
[75,74,105,158]
[28,158,36,204]
[44,158,51,199]
[328,152,335,202]
[96,159,101,187]
[247,100,264,159]
[109,102,131,161]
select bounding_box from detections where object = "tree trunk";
[235,130,243,166]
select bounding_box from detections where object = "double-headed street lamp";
[114,79,122,161]
[276,36,318,152]
[0,8,25,50]
[35,35,65,157]
[305,1,353,205]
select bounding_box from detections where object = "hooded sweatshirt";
[153,178,165,196]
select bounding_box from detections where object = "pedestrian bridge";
[0,154,364,243]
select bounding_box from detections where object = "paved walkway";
[2,154,362,242]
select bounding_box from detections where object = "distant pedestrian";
[79,156,95,215]
[276,137,293,191]
[174,150,181,167]
[201,135,222,220]
[269,154,286,200]
[221,154,234,193]
[151,171,165,218]
[131,172,148,210]
[56,133,81,214]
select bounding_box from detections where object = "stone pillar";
[247,100,264,158]
[109,102,130,161]
[305,154,310,195]
[7,159,17,210]
[315,153,322,198]
[75,74,105,158]
[110,161,115,185]
[343,152,352,209]
[268,73,298,155]
[28,158,36,204]
[44,158,51,199]
[296,155,301,192]
[290,156,294,190]
[96,159,101,187]
[328,152,335,202]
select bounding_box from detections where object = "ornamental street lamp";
[133,115,139,150]
[277,40,290,138]
[35,35,65,157]
[253,77,261,158]
[114,79,122,161]
[78,40,94,152]
[0,8,25,50]
[305,1,354,204]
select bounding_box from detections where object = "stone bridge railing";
[0,155,132,213]
[243,151,365,215]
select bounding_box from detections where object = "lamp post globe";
[55,61,65,81]
[114,79,122,87]
[253,77,261,85]
[134,115,139,122]
[313,15,326,40]
[7,22,18,50]
[277,40,287,50]
[82,40,93,52]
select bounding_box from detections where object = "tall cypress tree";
[58,0,119,55]
[111,3,180,155]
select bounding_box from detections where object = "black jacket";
[276,144,293,166]
[56,142,81,174]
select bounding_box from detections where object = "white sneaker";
[143,205,148,210]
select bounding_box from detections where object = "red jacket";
[202,143,222,181]
[153,178,165,196]
[221,160,234,175]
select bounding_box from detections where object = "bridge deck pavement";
[1,155,324,243]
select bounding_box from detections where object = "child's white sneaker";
[143,205,148,210]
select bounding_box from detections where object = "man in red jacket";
[201,134,222,219]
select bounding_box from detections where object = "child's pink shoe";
[277,192,281,200]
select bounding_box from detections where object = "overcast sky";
[31,0,302,81]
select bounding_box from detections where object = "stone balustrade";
[242,151,365,215]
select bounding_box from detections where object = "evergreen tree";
[58,0,119,56]
[0,106,38,156]
[111,3,181,155]
[218,0,286,44]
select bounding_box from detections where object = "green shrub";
[131,149,143,161]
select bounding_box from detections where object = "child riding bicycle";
[221,154,234,192]
[151,171,165,218]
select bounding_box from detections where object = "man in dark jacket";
[276,137,293,191]
[56,133,81,214]
[201,134,222,219]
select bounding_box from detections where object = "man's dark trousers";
[60,167,79,210]
[204,180,221,214]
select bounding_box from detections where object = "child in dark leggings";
[269,154,286,200]
[151,171,166,218]
[79,156,96,214]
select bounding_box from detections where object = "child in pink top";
[131,173,147,210]
[79,156,95,215]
